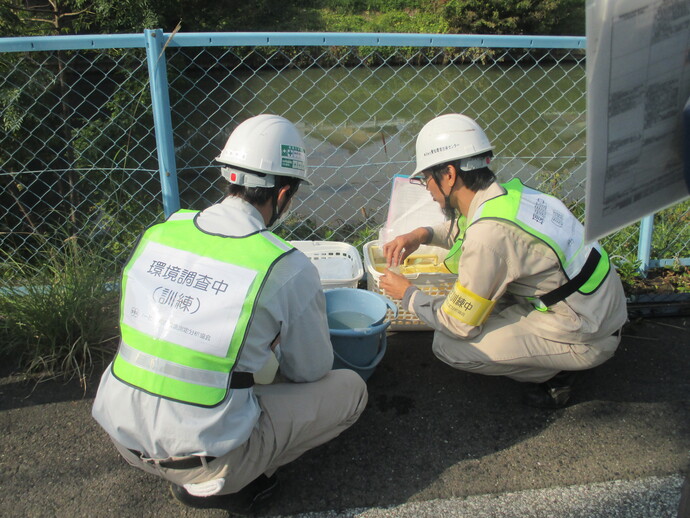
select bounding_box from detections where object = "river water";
[175,62,586,227]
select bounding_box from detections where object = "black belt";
[128,449,216,469]
[230,371,255,389]
[539,249,602,308]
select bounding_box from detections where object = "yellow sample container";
[369,246,450,275]
[364,241,457,331]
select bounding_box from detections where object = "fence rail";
[1,31,688,300]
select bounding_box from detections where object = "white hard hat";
[410,113,493,178]
[217,114,311,187]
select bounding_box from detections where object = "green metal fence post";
[637,214,654,275]
[144,28,180,218]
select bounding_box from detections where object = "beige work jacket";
[408,181,628,344]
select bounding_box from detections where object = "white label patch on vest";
[441,282,496,327]
[122,241,257,357]
[516,187,584,266]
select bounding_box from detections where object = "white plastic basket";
[290,240,364,289]
[363,240,456,331]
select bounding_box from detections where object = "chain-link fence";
[1,32,688,301]
[1,37,159,266]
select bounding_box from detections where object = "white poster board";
[585,0,690,242]
[378,174,447,244]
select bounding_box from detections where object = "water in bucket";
[327,310,374,330]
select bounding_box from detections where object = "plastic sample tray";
[363,240,456,331]
[291,240,364,289]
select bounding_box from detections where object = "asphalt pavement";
[1,314,688,517]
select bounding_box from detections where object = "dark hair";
[429,151,496,192]
[428,151,496,241]
[456,166,496,191]
[225,174,301,205]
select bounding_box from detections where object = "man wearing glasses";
[379,113,627,409]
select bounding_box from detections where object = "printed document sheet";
[585,0,690,241]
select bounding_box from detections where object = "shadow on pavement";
[260,317,690,516]
[0,317,688,518]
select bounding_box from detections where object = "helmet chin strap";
[442,194,457,239]
[432,168,459,239]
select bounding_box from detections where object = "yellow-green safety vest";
[444,179,610,310]
[112,210,294,407]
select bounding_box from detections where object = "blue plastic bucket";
[325,288,397,380]
[331,324,389,380]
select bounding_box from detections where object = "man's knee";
[431,336,451,361]
[328,367,366,391]
[327,369,368,419]
[432,338,479,365]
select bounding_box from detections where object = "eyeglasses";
[409,176,429,187]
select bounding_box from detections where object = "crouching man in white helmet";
[380,113,627,409]
[92,114,368,514]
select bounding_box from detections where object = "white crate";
[363,240,456,331]
[290,240,364,289]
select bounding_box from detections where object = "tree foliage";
[1,0,585,36]
[0,0,158,36]
[314,0,584,36]
[144,0,322,32]
[441,0,584,36]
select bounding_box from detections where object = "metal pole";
[636,214,654,275]
[144,28,180,218]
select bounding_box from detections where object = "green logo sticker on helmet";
[281,144,306,171]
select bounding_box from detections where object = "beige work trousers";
[113,368,367,495]
[432,307,621,384]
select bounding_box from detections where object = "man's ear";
[445,164,458,188]
[277,184,292,203]
[276,184,294,213]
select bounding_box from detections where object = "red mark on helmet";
[230,172,237,182]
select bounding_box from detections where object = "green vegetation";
[615,261,690,297]
[1,0,585,37]
[603,201,690,298]
[0,232,119,385]
[442,0,584,36]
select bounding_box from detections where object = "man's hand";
[382,228,428,267]
[379,268,413,300]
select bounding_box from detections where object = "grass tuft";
[0,233,119,386]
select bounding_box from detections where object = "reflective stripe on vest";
[445,179,610,305]
[112,209,293,407]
